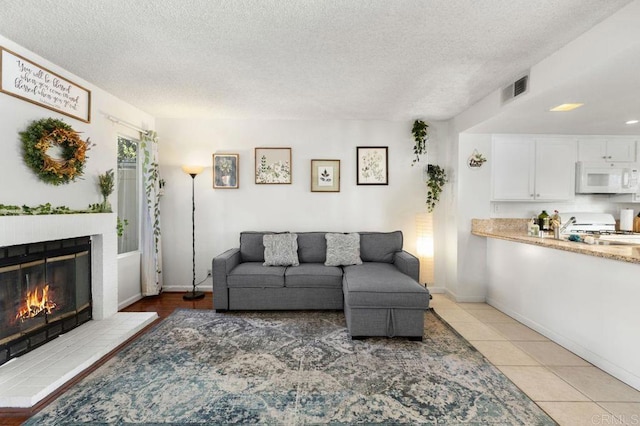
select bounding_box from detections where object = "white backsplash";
[490,194,639,221]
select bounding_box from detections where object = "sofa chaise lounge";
[212,231,430,339]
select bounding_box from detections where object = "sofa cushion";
[343,263,428,309]
[325,233,363,266]
[359,231,403,263]
[240,232,271,262]
[227,262,285,288]
[263,233,299,266]
[285,263,343,288]
[296,232,327,263]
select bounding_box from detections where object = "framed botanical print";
[311,159,340,192]
[255,147,292,184]
[357,146,388,185]
[213,153,239,189]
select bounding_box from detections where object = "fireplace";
[0,237,92,366]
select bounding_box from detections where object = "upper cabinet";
[492,135,577,201]
[577,137,637,162]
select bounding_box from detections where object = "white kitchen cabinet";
[577,137,637,162]
[492,136,576,201]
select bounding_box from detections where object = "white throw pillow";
[263,233,299,266]
[325,233,363,266]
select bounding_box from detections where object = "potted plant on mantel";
[97,169,115,213]
[411,119,448,212]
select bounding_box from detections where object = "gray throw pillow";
[325,233,363,266]
[263,233,300,266]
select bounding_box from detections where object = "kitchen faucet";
[558,216,577,234]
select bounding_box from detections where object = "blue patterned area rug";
[26,309,555,425]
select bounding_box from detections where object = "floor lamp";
[182,165,205,300]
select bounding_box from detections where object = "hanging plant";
[411,119,429,165]
[426,164,448,212]
[20,117,91,185]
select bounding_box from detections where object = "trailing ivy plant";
[116,216,129,237]
[426,164,448,212]
[411,119,429,165]
[140,130,164,281]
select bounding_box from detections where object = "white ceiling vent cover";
[501,74,529,104]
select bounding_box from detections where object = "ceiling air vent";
[501,73,529,104]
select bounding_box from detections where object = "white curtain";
[140,130,163,296]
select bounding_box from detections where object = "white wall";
[0,35,155,307]
[156,118,448,292]
[455,134,492,301]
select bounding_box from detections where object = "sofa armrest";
[212,248,241,310]
[393,250,420,282]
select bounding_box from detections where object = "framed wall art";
[357,146,388,185]
[0,47,92,123]
[311,159,340,192]
[213,153,239,189]
[255,147,292,184]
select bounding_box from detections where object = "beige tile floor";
[430,294,640,426]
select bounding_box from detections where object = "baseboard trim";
[452,295,487,303]
[442,289,486,303]
[118,294,143,310]
[162,285,213,293]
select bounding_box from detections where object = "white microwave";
[576,161,640,194]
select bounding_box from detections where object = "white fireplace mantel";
[0,213,118,320]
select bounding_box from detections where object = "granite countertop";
[471,219,640,264]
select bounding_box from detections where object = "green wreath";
[20,118,90,185]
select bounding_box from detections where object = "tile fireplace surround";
[0,214,157,408]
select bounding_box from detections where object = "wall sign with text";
[0,47,91,123]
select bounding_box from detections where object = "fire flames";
[15,284,57,321]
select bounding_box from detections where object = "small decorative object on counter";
[550,210,561,239]
[620,208,634,232]
[527,217,539,236]
[538,210,550,231]
[635,212,640,233]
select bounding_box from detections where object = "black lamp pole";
[183,171,205,300]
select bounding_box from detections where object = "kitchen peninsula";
[472,218,640,391]
[472,218,640,264]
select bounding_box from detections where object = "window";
[117,136,140,254]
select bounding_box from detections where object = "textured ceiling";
[0,0,632,120]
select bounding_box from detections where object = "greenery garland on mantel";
[20,117,91,186]
[0,203,107,216]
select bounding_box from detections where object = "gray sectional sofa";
[212,231,430,339]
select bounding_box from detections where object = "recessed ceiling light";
[626,120,639,125]
[549,103,584,112]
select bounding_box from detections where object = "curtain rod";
[106,115,149,135]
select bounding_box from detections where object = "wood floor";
[122,291,213,318]
[0,292,213,425]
